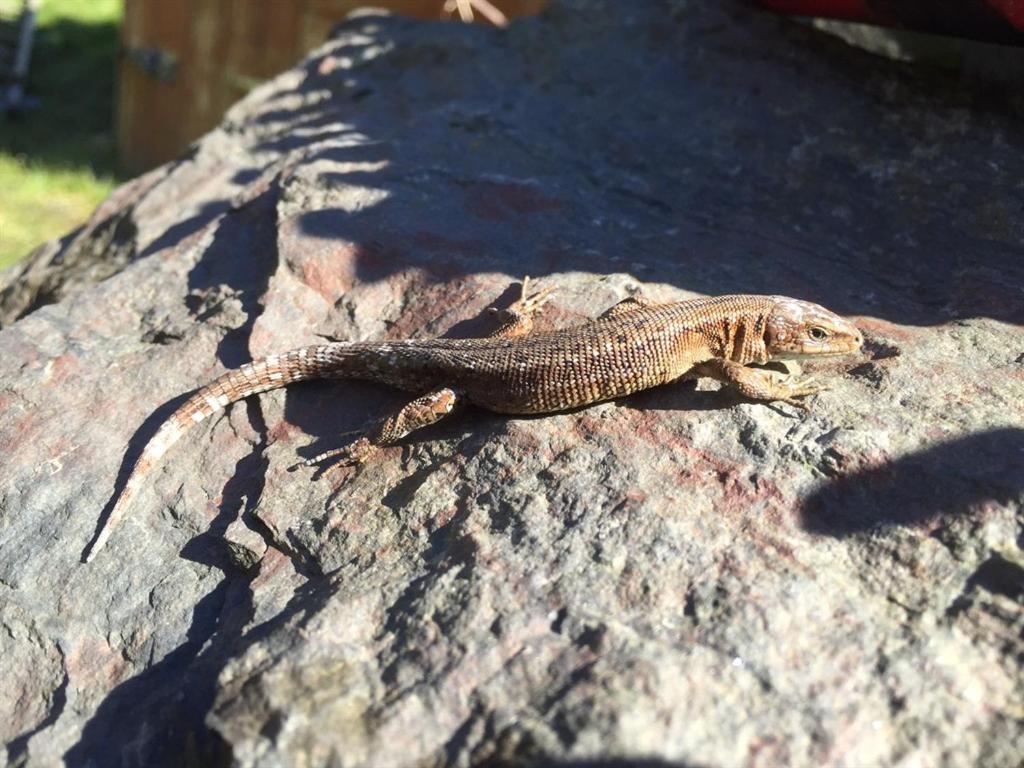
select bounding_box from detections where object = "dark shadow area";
[68,398,337,766]
[73,402,270,765]
[849,1,1024,47]
[83,179,282,561]
[478,757,703,767]
[65,569,342,768]
[946,551,1024,617]
[801,427,1024,536]
[73,177,292,756]
[81,389,193,562]
[131,146,228,264]
[178,399,271,574]
[133,198,227,261]
[275,10,1024,328]
[65,575,241,767]
[6,653,69,764]
[621,379,760,415]
[71,162,346,764]
[185,180,281,368]
[962,552,1024,601]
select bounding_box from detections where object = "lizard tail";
[84,343,340,562]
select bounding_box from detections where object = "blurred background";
[0,0,546,270]
[1,0,120,269]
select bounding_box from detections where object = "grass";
[0,0,123,269]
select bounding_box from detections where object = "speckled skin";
[84,289,862,562]
[314,295,809,412]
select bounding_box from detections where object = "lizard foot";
[294,437,378,472]
[776,376,830,411]
[485,276,555,338]
[489,276,554,319]
[511,275,555,317]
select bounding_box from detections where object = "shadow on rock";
[81,389,193,562]
[481,759,703,768]
[282,11,1024,328]
[83,183,282,562]
[69,401,336,768]
[63,575,244,767]
[65,547,341,768]
[186,181,281,369]
[801,427,1024,536]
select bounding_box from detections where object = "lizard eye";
[808,326,828,341]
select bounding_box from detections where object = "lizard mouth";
[771,347,861,361]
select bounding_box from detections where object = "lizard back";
[332,295,773,413]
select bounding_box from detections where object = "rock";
[223,518,270,574]
[1,1,1022,766]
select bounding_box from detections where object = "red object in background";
[756,0,1024,45]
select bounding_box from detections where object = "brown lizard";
[84,280,863,562]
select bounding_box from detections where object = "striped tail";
[84,344,344,562]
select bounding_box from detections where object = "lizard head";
[764,298,863,360]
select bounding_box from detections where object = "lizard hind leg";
[486,276,555,339]
[301,387,461,471]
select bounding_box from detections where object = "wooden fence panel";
[118,0,548,171]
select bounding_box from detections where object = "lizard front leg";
[692,359,826,411]
[302,387,461,470]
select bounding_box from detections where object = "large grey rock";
[1,2,1022,766]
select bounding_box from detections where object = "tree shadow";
[801,427,1024,536]
[521,761,702,768]
[185,177,281,368]
[280,9,1024,327]
[67,399,340,767]
[134,197,229,263]
[64,571,342,768]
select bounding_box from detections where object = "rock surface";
[2,2,1022,766]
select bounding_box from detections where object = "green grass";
[0,0,123,269]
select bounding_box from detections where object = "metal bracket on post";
[3,0,39,114]
[124,45,179,83]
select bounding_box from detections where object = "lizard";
[83,279,863,562]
